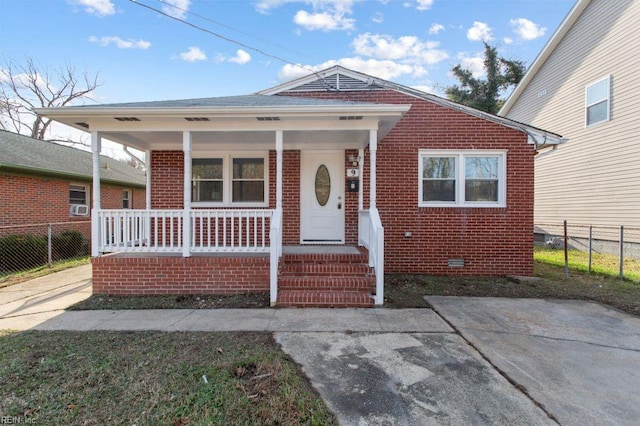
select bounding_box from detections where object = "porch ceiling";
[36,103,409,151]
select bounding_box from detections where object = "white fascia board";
[35,104,410,120]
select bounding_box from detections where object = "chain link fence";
[0,221,91,279]
[535,222,640,281]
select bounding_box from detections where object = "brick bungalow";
[0,130,146,239]
[37,66,563,307]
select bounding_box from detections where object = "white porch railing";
[97,209,275,254]
[358,208,384,306]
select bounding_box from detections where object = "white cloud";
[228,50,252,65]
[278,58,426,82]
[180,47,207,62]
[71,0,115,17]
[294,10,354,31]
[503,37,514,45]
[428,23,445,35]
[415,0,434,11]
[456,53,485,78]
[372,12,384,24]
[89,36,151,49]
[352,33,448,65]
[255,0,356,32]
[412,84,437,95]
[509,18,547,40]
[162,0,191,20]
[467,21,493,42]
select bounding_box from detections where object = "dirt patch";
[68,293,270,310]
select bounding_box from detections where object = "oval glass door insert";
[315,164,331,206]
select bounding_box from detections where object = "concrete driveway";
[426,297,640,426]
[0,264,92,330]
[277,297,640,425]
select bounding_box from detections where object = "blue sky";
[1,0,575,153]
[1,0,577,101]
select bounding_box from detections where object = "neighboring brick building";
[38,66,563,307]
[0,130,146,230]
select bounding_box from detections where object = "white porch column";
[91,131,102,257]
[145,149,152,209]
[276,130,283,210]
[369,129,378,209]
[182,132,192,257]
[358,148,364,211]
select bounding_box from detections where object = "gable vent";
[339,116,363,121]
[184,117,210,122]
[286,73,384,92]
[114,117,140,122]
[75,122,89,129]
[256,116,281,121]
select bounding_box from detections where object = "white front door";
[300,150,345,243]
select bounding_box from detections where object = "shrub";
[0,234,48,272]
[52,230,85,260]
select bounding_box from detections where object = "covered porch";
[38,96,410,306]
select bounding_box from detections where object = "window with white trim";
[419,151,506,207]
[122,190,131,209]
[191,154,268,206]
[586,75,611,126]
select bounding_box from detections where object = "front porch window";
[192,153,268,207]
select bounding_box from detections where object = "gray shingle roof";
[0,130,145,187]
[77,94,382,109]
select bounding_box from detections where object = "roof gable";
[0,130,145,187]
[260,65,564,149]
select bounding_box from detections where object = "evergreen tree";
[445,42,525,114]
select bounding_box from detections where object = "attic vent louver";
[185,117,210,122]
[75,122,89,129]
[114,117,140,122]
[339,116,363,121]
[256,117,281,121]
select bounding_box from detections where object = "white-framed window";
[191,153,268,207]
[69,184,88,205]
[586,75,611,127]
[418,150,506,208]
[122,190,131,209]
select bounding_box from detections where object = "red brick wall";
[0,173,145,227]
[283,90,534,276]
[92,255,269,295]
[147,89,534,277]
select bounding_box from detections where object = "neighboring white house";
[500,0,640,233]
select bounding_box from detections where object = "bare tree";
[0,57,100,142]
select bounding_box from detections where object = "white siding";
[505,0,640,228]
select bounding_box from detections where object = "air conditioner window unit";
[70,204,90,216]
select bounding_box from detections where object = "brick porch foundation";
[92,254,270,295]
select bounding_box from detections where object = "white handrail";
[358,208,384,306]
[269,208,283,306]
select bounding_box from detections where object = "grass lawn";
[534,246,640,282]
[0,330,336,425]
[384,262,640,316]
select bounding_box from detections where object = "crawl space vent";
[448,258,465,268]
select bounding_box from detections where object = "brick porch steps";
[276,249,375,308]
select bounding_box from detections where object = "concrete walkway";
[0,264,92,330]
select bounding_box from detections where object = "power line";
[157,0,311,59]
[128,0,338,91]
